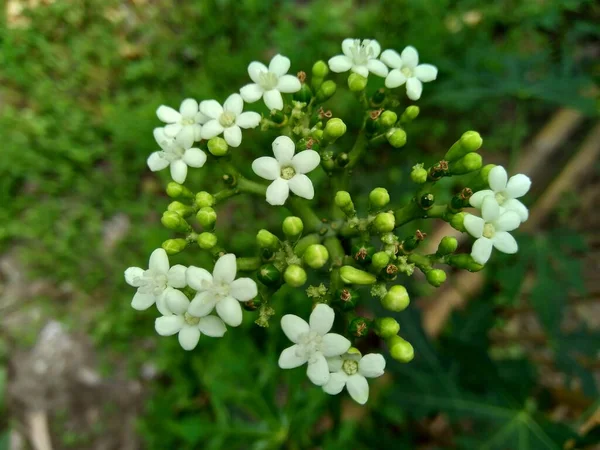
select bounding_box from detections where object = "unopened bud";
[323,118,347,140]
[387,335,415,362]
[197,232,217,249]
[207,137,228,156]
[196,207,217,229]
[369,188,390,209]
[303,244,329,269]
[437,236,458,256]
[161,211,189,232]
[166,182,193,199]
[312,60,329,79]
[257,229,280,250]
[282,216,304,239]
[348,73,368,92]
[162,238,187,255]
[284,265,307,287]
[340,266,377,285]
[448,254,484,272]
[195,191,215,208]
[380,285,410,312]
[293,83,313,103]
[372,212,396,233]
[426,269,447,287]
[386,128,407,148]
[379,111,398,129]
[411,164,428,184]
[334,191,355,217]
[316,80,337,102]
[374,317,400,339]
[168,201,194,217]
[444,131,482,161]
[400,105,420,122]
[371,252,391,271]
[449,212,466,232]
[449,153,483,175]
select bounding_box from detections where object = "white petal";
[178,326,200,350]
[124,267,143,287]
[156,293,172,316]
[493,211,521,232]
[406,77,423,100]
[489,166,508,192]
[175,128,194,149]
[359,354,386,378]
[195,111,210,124]
[506,174,531,199]
[216,296,243,327]
[469,190,494,209]
[471,237,493,265]
[327,356,343,373]
[153,127,172,149]
[351,65,369,78]
[156,105,181,123]
[281,314,310,344]
[272,135,296,164]
[200,120,224,140]
[192,124,203,141]
[269,54,291,76]
[288,174,314,200]
[149,248,169,273]
[385,69,407,89]
[198,316,227,337]
[492,232,518,254]
[183,148,207,168]
[188,291,217,317]
[248,61,269,83]
[291,150,320,174]
[236,111,261,129]
[164,123,183,137]
[223,93,244,116]
[367,40,381,57]
[199,100,224,120]
[277,74,301,93]
[414,64,438,82]
[381,49,402,69]
[367,59,389,77]
[307,352,330,386]
[278,345,308,369]
[328,55,353,73]
[165,288,190,315]
[179,98,199,118]
[321,333,351,357]
[266,178,290,206]
[503,199,529,222]
[240,83,264,103]
[309,303,335,335]
[224,125,242,147]
[147,152,170,172]
[155,315,184,336]
[131,291,155,310]
[346,374,369,404]
[167,264,187,288]
[341,38,356,57]
[213,253,236,284]
[263,89,283,111]
[170,159,188,184]
[401,46,419,68]
[252,157,281,181]
[482,196,500,222]
[229,278,258,302]
[464,214,485,238]
[186,266,213,291]
[323,371,348,395]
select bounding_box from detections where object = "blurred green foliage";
[1,0,598,448]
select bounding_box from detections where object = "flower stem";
[236,256,261,271]
[287,197,323,233]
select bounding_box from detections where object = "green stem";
[236,257,261,271]
[394,200,425,228]
[407,253,432,273]
[287,197,323,233]
[346,129,368,170]
[237,177,267,196]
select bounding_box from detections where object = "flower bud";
[448,212,466,232]
[437,236,458,256]
[166,182,193,199]
[419,193,435,210]
[161,211,189,232]
[303,244,329,269]
[334,191,355,217]
[168,201,194,217]
[372,212,396,233]
[282,216,304,239]
[293,83,313,103]
[379,111,397,129]
[444,130,482,161]
[349,317,370,338]
[293,234,321,257]
[196,206,217,229]
[257,264,282,286]
[369,188,390,209]
[162,238,187,255]
[374,317,400,339]
[195,191,215,208]
[284,264,307,287]
[348,73,368,92]
[449,153,483,175]
[380,285,410,312]
[448,254,484,272]
[312,60,329,79]
[197,232,217,249]
[387,335,415,363]
[400,105,420,122]
[371,251,391,272]
[316,80,337,102]
[257,229,280,250]
[410,164,428,184]
[352,244,375,265]
[207,137,228,156]
[426,269,447,287]
[480,164,495,183]
[333,288,360,311]
[323,118,347,140]
[386,128,407,148]
[340,266,377,285]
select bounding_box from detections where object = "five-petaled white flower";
[278,304,351,386]
[465,196,521,265]
[156,98,208,142]
[323,349,386,405]
[200,94,261,147]
[328,38,389,78]
[240,54,301,111]
[470,165,531,223]
[124,248,187,315]
[185,254,258,327]
[381,46,438,100]
[147,128,207,184]
[252,136,320,206]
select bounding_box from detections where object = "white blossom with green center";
[322,349,386,405]
[464,196,522,265]
[199,94,261,147]
[156,98,208,142]
[381,45,438,100]
[328,38,389,78]
[252,136,321,206]
[240,54,301,110]
[278,304,351,386]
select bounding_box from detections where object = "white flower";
[156,98,208,142]
[147,128,207,184]
[328,38,389,78]
[252,136,320,206]
[199,94,261,147]
[465,196,521,265]
[381,46,438,100]
[470,166,531,223]
[278,304,351,386]
[185,254,258,327]
[323,350,386,405]
[240,54,301,110]
[124,248,187,315]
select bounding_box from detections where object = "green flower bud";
[419,193,435,210]
[352,244,375,266]
[387,335,415,362]
[444,131,482,161]
[197,232,217,249]
[168,201,194,217]
[257,229,280,250]
[426,269,447,287]
[448,254,484,272]
[400,105,420,123]
[323,118,347,140]
[293,83,313,103]
[348,73,368,92]
[449,153,483,175]
[437,236,458,256]
[334,191,355,217]
[312,60,329,79]
[196,206,217,229]
[369,188,390,209]
[316,80,337,102]
[449,212,466,232]
[303,244,329,269]
[257,264,281,286]
[162,238,187,255]
[207,137,228,156]
[195,191,215,208]
[371,251,391,272]
[386,128,407,148]
[161,211,190,232]
[166,182,193,199]
[372,212,396,233]
[381,285,410,312]
[293,234,321,257]
[284,264,307,287]
[379,111,398,129]
[374,317,400,339]
[340,266,377,285]
[349,317,370,338]
[282,216,304,239]
[333,288,360,311]
[410,164,428,184]
[480,164,495,183]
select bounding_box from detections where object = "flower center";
[211,281,230,301]
[258,71,279,90]
[349,39,375,65]
[159,144,186,162]
[342,359,359,376]
[184,312,200,326]
[281,166,296,180]
[401,67,413,77]
[182,117,195,126]
[219,111,236,127]
[295,331,323,362]
[495,192,506,205]
[483,223,496,239]
[136,269,168,296]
